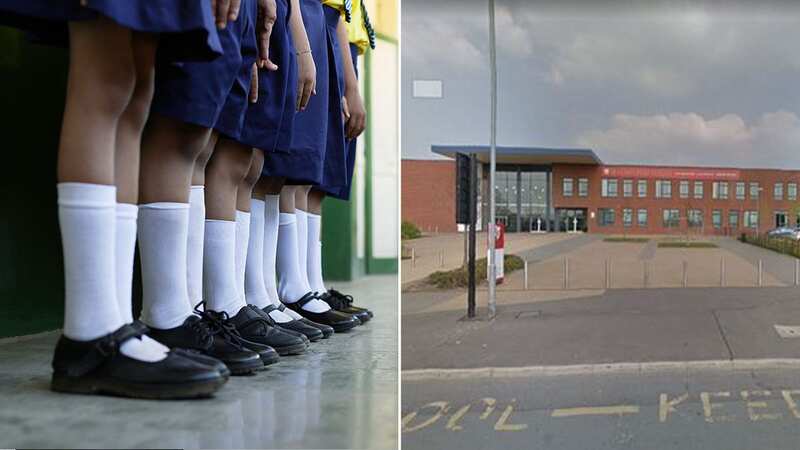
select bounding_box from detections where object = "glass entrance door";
[520,171,548,232]
[556,208,588,232]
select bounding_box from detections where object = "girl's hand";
[256,0,279,70]
[249,63,259,103]
[211,0,242,29]
[341,96,350,124]
[343,87,366,140]
[296,52,316,111]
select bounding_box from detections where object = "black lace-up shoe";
[262,304,324,342]
[227,305,308,356]
[148,315,262,376]
[171,348,230,379]
[319,289,372,323]
[199,307,280,366]
[51,323,226,399]
[275,303,334,338]
[284,293,360,333]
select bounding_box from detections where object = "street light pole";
[487,0,498,318]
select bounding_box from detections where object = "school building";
[402,145,800,236]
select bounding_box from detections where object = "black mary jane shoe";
[275,303,334,338]
[51,322,226,399]
[263,304,324,342]
[284,293,360,333]
[148,313,263,376]
[227,305,308,356]
[200,308,281,366]
[319,289,373,324]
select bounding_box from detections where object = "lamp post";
[486,0,498,318]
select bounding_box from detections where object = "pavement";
[0,275,398,450]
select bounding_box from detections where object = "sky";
[401,0,800,169]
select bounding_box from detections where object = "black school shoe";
[227,305,308,356]
[284,293,360,333]
[262,304,324,342]
[201,308,281,366]
[148,315,263,376]
[51,322,225,399]
[274,303,334,338]
[319,289,373,324]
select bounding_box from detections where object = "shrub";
[401,220,422,240]
[603,237,650,243]
[657,241,718,248]
[425,254,524,289]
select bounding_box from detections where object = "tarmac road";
[402,365,800,450]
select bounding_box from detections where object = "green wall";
[0,29,69,338]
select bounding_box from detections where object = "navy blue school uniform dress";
[242,0,297,160]
[323,41,359,200]
[0,0,222,61]
[314,4,348,195]
[150,0,257,137]
[263,0,344,186]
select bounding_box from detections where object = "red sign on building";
[602,166,741,180]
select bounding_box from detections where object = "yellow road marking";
[551,405,640,418]
[494,400,528,431]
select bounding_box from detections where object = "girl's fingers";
[249,63,259,103]
[216,0,230,28]
[228,0,241,21]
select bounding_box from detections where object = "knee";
[123,75,155,132]
[242,151,264,188]
[143,115,211,162]
[206,144,252,185]
[72,62,136,117]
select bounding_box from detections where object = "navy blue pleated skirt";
[263,0,333,186]
[321,42,359,200]
[242,0,297,157]
[0,0,222,61]
[150,0,256,137]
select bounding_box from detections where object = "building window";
[638,180,647,198]
[663,209,680,228]
[687,209,704,227]
[736,182,746,200]
[775,182,784,201]
[744,210,759,229]
[598,208,615,226]
[601,179,618,197]
[729,210,739,229]
[679,180,689,199]
[637,209,648,227]
[578,178,589,197]
[563,178,574,197]
[623,208,633,227]
[712,182,729,200]
[789,183,797,201]
[712,210,722,229]
[750,182,760,199]
[694,181,704,199]
[655,180,672,198]
[623,179,633,197]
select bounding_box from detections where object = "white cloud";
[577,111,800,168]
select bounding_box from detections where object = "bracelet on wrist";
[296,49,312,56]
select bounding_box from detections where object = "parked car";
[767,227,795,237]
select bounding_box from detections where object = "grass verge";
[604,237,650,243]
[657,241,718,248]
[425,254,524,289]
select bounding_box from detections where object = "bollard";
[643,261,648,288]
[524,260,529,290]
[564,257,569,289]
[411,247,416,269]
[605,259,610,289]
[794,258,799,286]
[720,257,725,287]
[682,261,688,288]
[758,259,763,287]
[439,250,445,267]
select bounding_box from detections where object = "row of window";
[597,207,761,229]
[563,178,798,201]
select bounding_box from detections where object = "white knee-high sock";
[59,184,166,362]
[115,203,138,324]
[116,204,169,362]
[263,197,297,322]
[306,213,326,293]
[187,186,206,307]
[204,219,247,315]
[277,213,329,312]
[138,203,194,330]
[245,200,270,308]
[58,183,124,340]
[234,210,251,298]
[295,209,310,290]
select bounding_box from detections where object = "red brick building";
[402,146,800,235]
